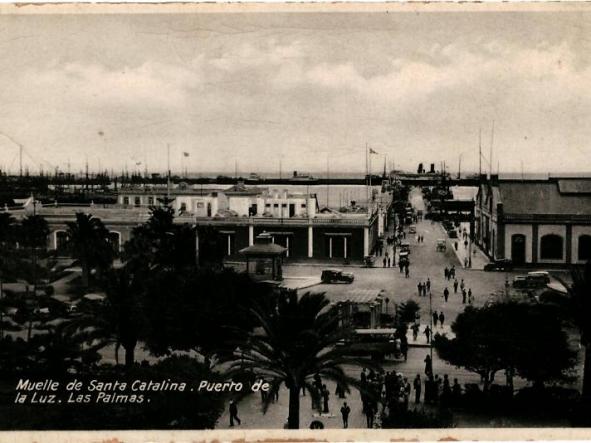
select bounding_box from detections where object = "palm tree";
[66,212,114,286]
[226,291,378,429]
[102,267,144,368]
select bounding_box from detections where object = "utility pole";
[489,120,495,178]
[19,145,22,177]
[167,144,171,200]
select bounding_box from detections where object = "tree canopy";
[434,302,576,390]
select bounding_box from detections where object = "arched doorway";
[511,234,526,265]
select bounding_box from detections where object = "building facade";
[475,176,591,265]
[10,182,384,262]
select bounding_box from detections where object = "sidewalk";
[447,223,490,271]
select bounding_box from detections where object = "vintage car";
[409,225,417,234]
[321,269,355,284]
[483,259,514,272]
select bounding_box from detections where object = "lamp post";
[429,288,433,361]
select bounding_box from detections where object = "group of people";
[382,252,394,268]
[416,278,431,296]
[415,234,425,243]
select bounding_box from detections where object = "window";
[134,197,141,207]
[281,203,287,208]
[301,204,307,208]
[123,197,129,205]
[265,203,271,208]
[148,197,154,205]
[180,202,187,212]
[274,204,279,208]
[540,234,563,260]
[579,235,591,261]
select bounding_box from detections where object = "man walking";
[424,325,432,344]
[229,400,241,427]
[453,279,459,294]
[413,374,422,403]
[439,311,445,328]
[432,311,438,327]
[462,288,467,304]
[405,264,410,278]
[412,322,420,341]
[443,287,449,302]
[426,278,431,293]
[417,282,423,297]
[340,402,351,428]
[424,354,433,377]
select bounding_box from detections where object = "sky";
[0,9,590,175]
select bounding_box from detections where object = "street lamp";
[429,288,433,362]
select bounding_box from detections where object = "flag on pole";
[183,152,190,157]
[369,148,379,155]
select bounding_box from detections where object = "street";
[217,189,532,429]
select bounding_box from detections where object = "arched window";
[578,235,591,261]
[540,234,563,260]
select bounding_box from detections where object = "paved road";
[216,190,533,430]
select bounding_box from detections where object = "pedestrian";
[432,311,438,327]
[387,257,391,267]
[443,287,449,302]
[405,265,410,278]
[444,267,449,280]
[422,284,427,297]
[412,323,419,341]
[229,400,241,427]
[413,374,422,403]
[426,278,431,293]
[322,384,329,413]
[399,261,404,272]
[401,337,408,361]
[453,279,458,293]
[451,265,456,279]
[360,368,367,384]
[464,257,468,268]
[365,401,375,428]
[439,311,445,327]
[468,288,472,300]
[340,402,351,428]
[403,378,411,409]
[462,288,467,304]
[417,282,423,297]
[460,278,464,290]
[424,354,433,377]
[383,257,387,268]
[424,325,431,344]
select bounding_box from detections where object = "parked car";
[512,273,549,290]
[527,271,551,284]
[409,225,417,234]
[436,239,446,251]
[321,269,354,284]
[400,242,411,253]
[484,259,514,272]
